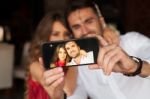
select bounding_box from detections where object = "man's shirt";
[68,32,150,99]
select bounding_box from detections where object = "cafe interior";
[0,0,150,98]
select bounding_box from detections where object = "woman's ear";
[99,17,106,29]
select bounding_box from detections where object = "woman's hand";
[39,57,65,99]
[43,68,65,99]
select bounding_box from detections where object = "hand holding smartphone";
[42,37,99,70]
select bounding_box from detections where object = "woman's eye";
[51,32,59,36]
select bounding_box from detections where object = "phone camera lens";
[50,44,53,47]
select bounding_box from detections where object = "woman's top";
[27,75,50,99]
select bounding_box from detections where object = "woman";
[51,44,69,68]
[50,43,87,68]
[26,12,77,99]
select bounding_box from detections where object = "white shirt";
[67,32,150,99]
[67,51,94,65]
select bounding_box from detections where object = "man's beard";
[81,32,100,38]
[71,51,80,58]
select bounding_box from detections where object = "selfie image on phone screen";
[42,37,99,69]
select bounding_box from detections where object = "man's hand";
[103,26,120,45]
[89,35,138,76]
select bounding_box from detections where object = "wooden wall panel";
[122,0,150,37]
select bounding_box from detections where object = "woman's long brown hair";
[25,11,69,99]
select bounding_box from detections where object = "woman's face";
[58,47,67,61]
[49,21,70,41]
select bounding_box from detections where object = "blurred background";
[0,0,150,98]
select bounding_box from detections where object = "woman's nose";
[58,34,66,40]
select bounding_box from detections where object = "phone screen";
[42,37,99,69]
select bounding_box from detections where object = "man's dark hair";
[65,0,99,31]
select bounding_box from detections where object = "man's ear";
[99,17,106,29]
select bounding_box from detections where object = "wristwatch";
[124,56,143,76]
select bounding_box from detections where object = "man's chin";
[82,33,99,38]
[71,56,76,58]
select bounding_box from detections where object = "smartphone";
[42,37,99,69]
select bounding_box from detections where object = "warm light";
[0,26,4,42]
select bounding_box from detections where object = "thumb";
[39,57,45,70]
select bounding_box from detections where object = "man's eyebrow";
[85,17,95,22]
[71,24,80,28]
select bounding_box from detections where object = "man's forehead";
[66,41,76,46]
[68,7,96,23]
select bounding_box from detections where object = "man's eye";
[72,25,80,30]
[86,19,94,24]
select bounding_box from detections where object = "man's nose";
[81,25,89,35]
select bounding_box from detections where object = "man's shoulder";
[120,31,150,43]
[121,31,147,39]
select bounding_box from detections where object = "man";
[65,41,94,65]
[65,0,150,99]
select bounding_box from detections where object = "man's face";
[68,7,103,38]
[65,41,80,58]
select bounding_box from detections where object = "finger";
[39,57,43,66]
[106,54,121,75]
[111,32,119,45]
[97,44,117,67]
[95,35,108,47]
[113,34,119,45]
[88,64,100,69]
[103,27,120,45]
[47,77,64,94]
[39,57,45,70]
[44,67,63,79]
[104,35,113,45]
[44,72,64,86]
[52,77,64,87]
[102,47,118,75]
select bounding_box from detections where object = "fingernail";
[106,71,111,76]
[99,66,102,69]
[59,77,64,83]
[57,67,63,72]
[61,72,64,76]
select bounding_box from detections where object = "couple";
[27,0,150,99]
[51,41,94,68]
[51,0,150,99]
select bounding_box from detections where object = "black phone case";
[42,37,99,69]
